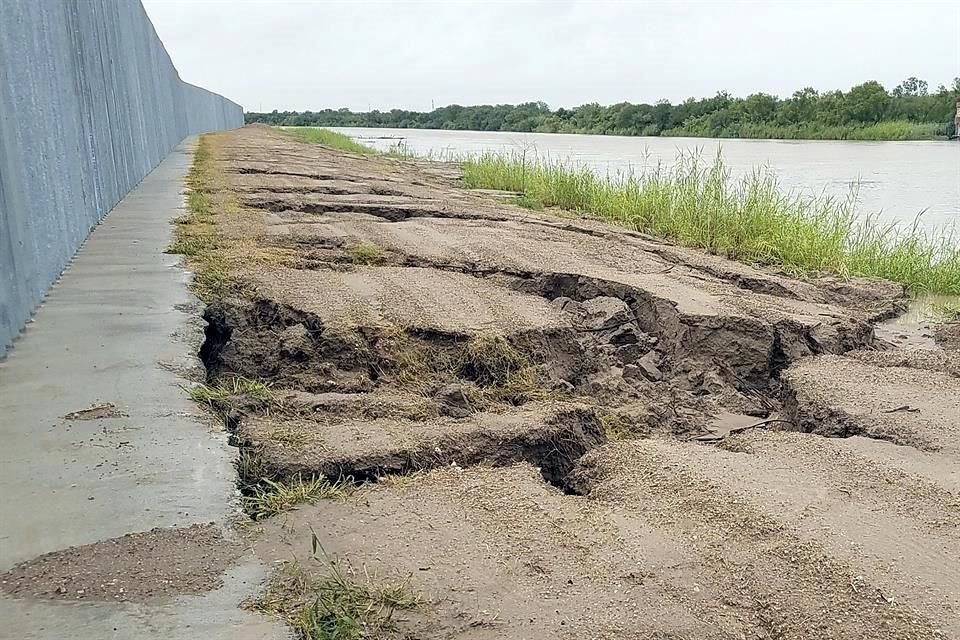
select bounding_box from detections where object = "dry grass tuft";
[372,328,548,405]
[189,376,272,406]
[267,427,311,448]
[598,411,633,440]
[456,333,527,386]
[253,533,420,640]
[454,333,547,404]
[243,476,353,521]
[374,470,426,489]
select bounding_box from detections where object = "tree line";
[246,78,960,140]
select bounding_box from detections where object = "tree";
[740,93,779,123]
[244,76,958,140]
[780,87,819,125]
[893,77,929,97]
[844,81,889,123]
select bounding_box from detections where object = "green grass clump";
[512,194,544,210]
[190,376,272,406]
[237,449,269,489]
[462,152,960,293]
[347,243,386,265]
[381,141,418,159]
[283,127,378,155]
[376,328,545,405]
[191,253,235,298]
[243,476,352,521]
[254,534,420,640]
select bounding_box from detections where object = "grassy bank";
[462,152,960,293]
[283,127,377,154]
[665,120,943,141]
[281,127,960,293]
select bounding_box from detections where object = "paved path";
[0,140,287,639]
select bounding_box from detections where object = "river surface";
[333,127,960,234]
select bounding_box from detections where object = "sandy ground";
[11,126,956,639]
[212,127,957,638]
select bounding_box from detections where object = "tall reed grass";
[462,152,960,293]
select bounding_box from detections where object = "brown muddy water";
[333,127,960,235]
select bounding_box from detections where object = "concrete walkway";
[0,140,288,639]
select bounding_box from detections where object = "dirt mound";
[0,524,241,603]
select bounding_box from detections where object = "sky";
[142,0,960,113]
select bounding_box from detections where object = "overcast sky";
[142,0,960,112]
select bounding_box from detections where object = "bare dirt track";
[193,127,959,638]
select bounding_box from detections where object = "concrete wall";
[0,0,243,354]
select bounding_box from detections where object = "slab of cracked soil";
[235,403,603,484]
[847,347,960,378]
[936,322,960,350]
[570,438,955,639]
[246,201,887,387]
[783,354,960,453]
[0,523,242,603]
[181,126,960,638]
[240,264,570,334]
[255,453,950,639]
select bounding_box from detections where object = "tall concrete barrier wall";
[0,0,243,354]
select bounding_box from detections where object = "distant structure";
[956,101,960,138]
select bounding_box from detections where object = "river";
[332,127,960,235]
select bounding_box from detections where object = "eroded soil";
[187,127,958,638]
[0,524,242,603]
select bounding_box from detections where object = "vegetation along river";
[333,127,960,235]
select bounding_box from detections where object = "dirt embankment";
[28,125,957,639]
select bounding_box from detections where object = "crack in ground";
[228,167,388,184]
[198,156,887,522]
[229,406,606,494]
[395,258,869,389]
